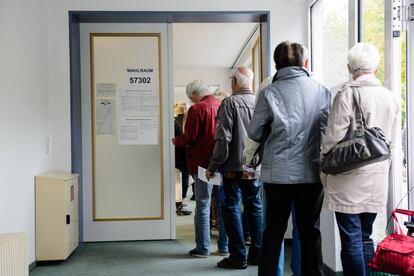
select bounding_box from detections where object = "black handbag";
[320,87,390,175]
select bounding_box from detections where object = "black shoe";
[176,209,192,216]
[247,257,260,265]
[217,258,247,269]
[189,248,208,258]
[245,236,251,246]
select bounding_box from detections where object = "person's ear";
[303,58,310,70]
[347,64,353,74]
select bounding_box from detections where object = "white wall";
[173,67,231,103]
[0,0,51,265]
[0,0,309,267]
[47,0,308,171]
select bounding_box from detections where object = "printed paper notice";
[119,89,158,145]
[96,83,116,97]
[198,166,222,186]
[96,99,115,135]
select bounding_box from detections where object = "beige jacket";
[321,74,399,214]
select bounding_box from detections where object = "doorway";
[69,11,270,242]
[171,22,263,243]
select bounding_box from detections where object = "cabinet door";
[36,177,67,260]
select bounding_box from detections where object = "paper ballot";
[198,166,222,186]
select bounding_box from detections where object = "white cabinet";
[35,172,79,261]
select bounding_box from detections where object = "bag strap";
[391,210,405,235]
[350,87,366,136]
[395,208,414,217]
[385,186,414,236]
[388,209,414,235]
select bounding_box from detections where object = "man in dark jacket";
[206,67,263,269]
[249,41,330,276]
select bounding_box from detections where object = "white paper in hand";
[198,166,222,186]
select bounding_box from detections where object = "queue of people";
[172,41,399,276]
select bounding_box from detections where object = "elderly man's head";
[186,80,211,103]
[231,66,253,92]
[347,43,380,79]
[273,41,309,70]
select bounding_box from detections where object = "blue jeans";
[193,176,227,254]
[222,177,263,263]
[213,185,228,253]
[335,212,377,276]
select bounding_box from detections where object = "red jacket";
[174,95,221,175]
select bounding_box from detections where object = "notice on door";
[119,89,158,145]
[96,99,116,135]
[96,83,116,97]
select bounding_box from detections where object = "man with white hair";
[172,80,227,258]
[206,66,263,269]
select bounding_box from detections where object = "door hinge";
[400,0,414,33]
[394,0,403,36]
[408,1,414,21]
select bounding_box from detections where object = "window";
[311,0,349,88]
[360,0,408,242]
[360,0,385,82]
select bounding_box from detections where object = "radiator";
[0,233,28,276]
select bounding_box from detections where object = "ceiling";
[173,23,258,68]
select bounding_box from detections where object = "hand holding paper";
[205,169,214,180]
[198,166,222,186]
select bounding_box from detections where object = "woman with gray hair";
[320,43,399,275]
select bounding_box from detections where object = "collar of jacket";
[232,89,253,95]
[273,66,310,82]
[348,73,382,87]
[200,94,216,102]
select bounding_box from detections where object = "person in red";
[172,80,228,258]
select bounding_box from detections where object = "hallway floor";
[30,195,293,276]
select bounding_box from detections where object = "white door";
[80,23,175,241]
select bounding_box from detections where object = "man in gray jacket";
[249,41,330,276]
[206,66,263,269]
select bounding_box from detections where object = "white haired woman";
[320,43,399,275]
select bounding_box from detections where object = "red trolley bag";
[369,208,414,275]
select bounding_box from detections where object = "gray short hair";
[302,45,309,61]
[233,67,253,89]
[185,80,211,98]
[348,43,380,74]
